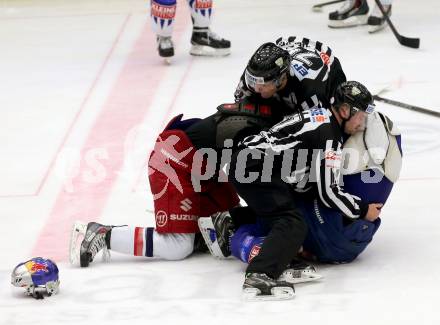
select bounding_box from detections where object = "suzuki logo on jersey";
[170,214,198,221]
[180,198,192,212]
[310,108,330,123]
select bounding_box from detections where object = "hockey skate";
[328,0,369,28]
[368,4,391,33]
[278,260,323,284]
[197,211,234,259]
[242,273,295,301]
[69,221,112,267]
[157,36,174,64]
[190,27,231,57]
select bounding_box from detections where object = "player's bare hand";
[365,203,383,222]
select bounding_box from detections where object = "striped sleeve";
[316,140,368,219]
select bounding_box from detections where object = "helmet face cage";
[245,43,290,91]
[244,66,287,90]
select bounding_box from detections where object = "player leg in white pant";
[111,226,195,260]
[69,222,195,267]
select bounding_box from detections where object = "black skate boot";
[368,4,391,33]
[79,222,113,267]
[328,0,369,28]
[190,27,231,56]
[157,36,174,58]
[197,211,234,258]
[242,273,295,301]
[193,232,209,254]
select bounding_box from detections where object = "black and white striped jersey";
[239,107,368,219]
[235,36,346,113]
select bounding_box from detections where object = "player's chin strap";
[274,72,288,90]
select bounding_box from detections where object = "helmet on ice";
[11,257,59,299]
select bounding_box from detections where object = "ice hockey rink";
[1,0,439,324]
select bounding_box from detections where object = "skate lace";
[89,234,106,259]
[159,37,173,50]
[338,0,356,14]
[283,269,303,279]
[207,30,222,42]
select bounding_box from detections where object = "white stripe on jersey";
[243,109,332,152]
[316,140,362,218]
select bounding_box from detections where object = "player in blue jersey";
[228,108,402,265]
[199,81,402,300]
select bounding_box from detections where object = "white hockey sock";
[110,226,150,256]
[110,226,195,260]
[187,0,213,28]
[151,0,176,37]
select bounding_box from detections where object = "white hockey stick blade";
[69,221,88,265]
[242,287,295,301]
[197,217,228,259]
[312,6,323,12]
[279,267,324,284]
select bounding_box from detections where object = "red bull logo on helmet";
[25,260,49,274]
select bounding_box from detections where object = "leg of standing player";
[186,0,231,56]
[151,0,176,59]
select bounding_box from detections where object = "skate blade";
[69,221,88,265]
[312,7,323,12]
[242,287,295,301]
[197,217,227,259]
[368,23,387,34]
[328,15,368,28]
[190,45,230,57]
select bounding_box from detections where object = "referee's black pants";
[229,150,308,279]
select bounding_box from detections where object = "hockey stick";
[374,95,440,118]
[312,0,345,12]
[373,0,420,49]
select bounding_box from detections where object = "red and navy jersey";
[235,36,346,113]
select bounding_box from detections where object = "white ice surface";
[0,1,439,324]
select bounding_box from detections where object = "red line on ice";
[31,6,190,261]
